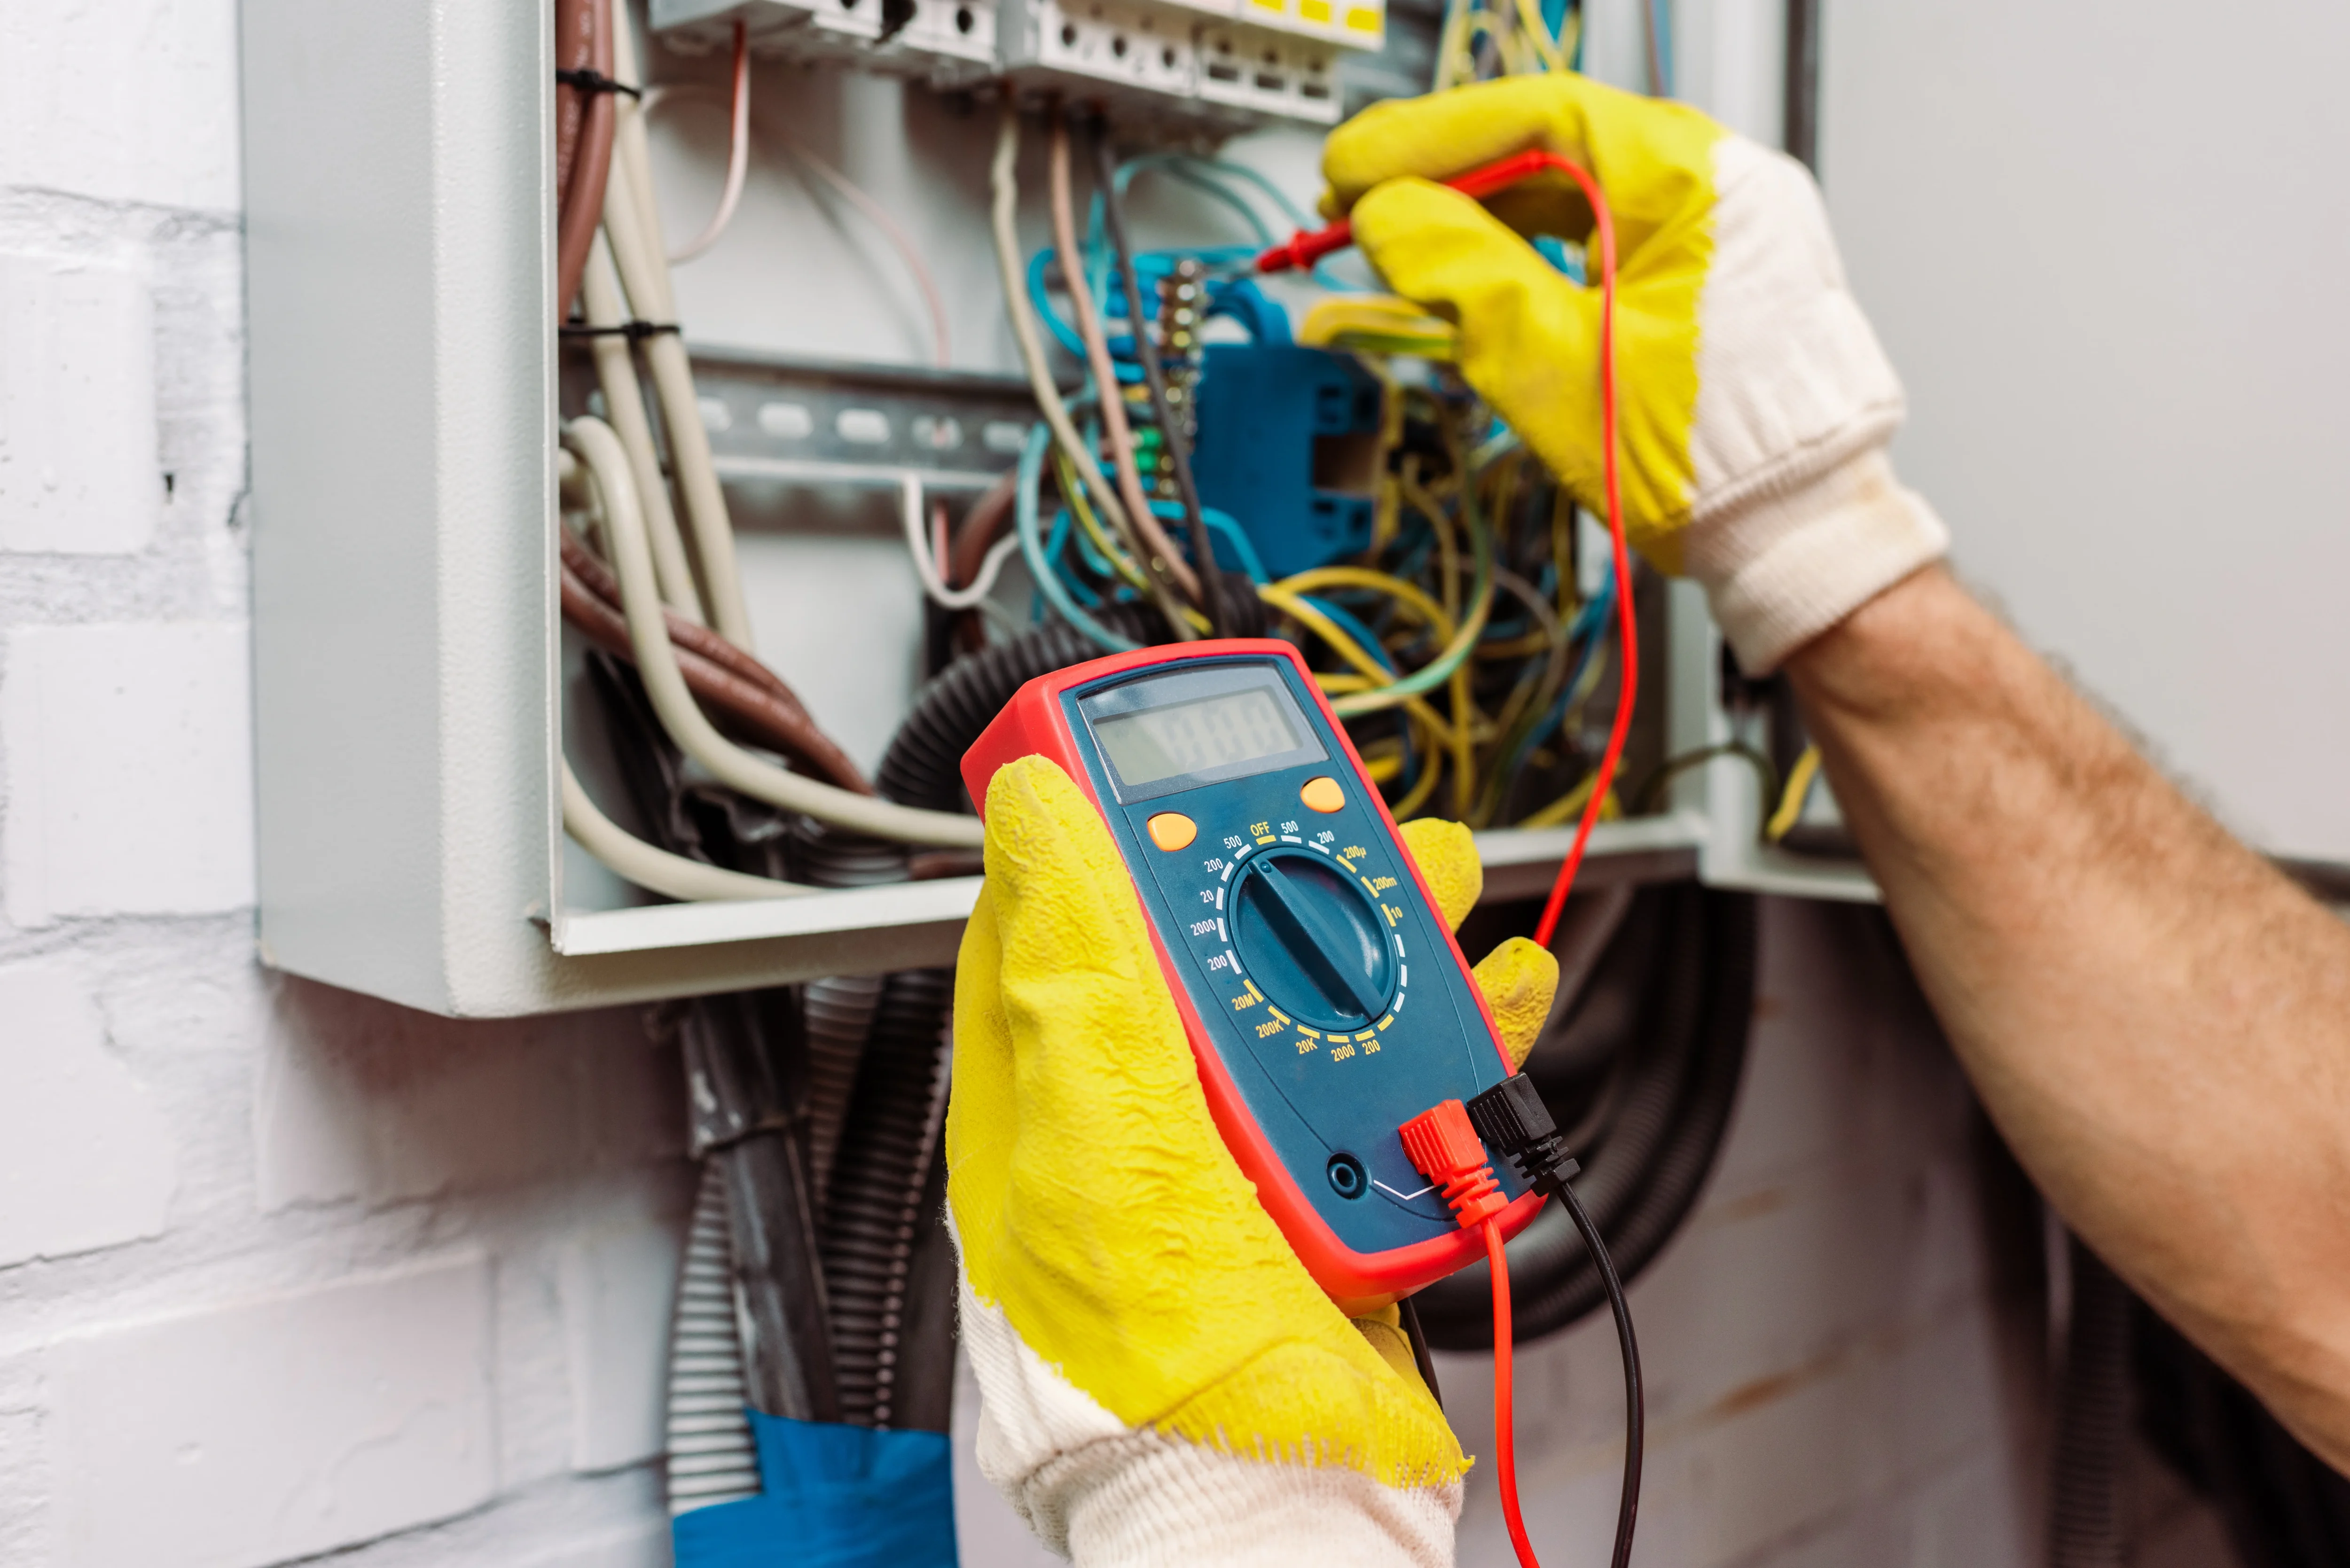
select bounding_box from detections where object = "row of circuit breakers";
[654,0,1384,125]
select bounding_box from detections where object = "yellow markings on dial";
[1233,991,1259,1010]
[1383,905,1401,926]
[1331,1043,1357,1061]
[1376,1014,1394,1031]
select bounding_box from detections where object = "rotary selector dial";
[1229,850,1395,1031]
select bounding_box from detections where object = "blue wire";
[1651,0,1675,95]
[1015,423,1139,653]
[1513,568,1616,768]
[1175,504,1269,584]
[1116,156,1280,245]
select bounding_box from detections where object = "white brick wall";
[0,5,2194,1566]
[0,8,702,1565]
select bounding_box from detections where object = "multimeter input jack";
[1326,1152,1368,1199]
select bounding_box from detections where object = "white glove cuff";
[962,1264,1459,1568]
[1683,445,1950,674]
[1049,1432,1461,1568]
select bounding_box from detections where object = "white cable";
[642,83,953,368]
[563,758,814,902]
[900,474,1021,609]
[667,21,750,265]
[566,415,986,848]
[789,143,953,369]
[987,106,1157,603]
[606,18,757,649]
[581,236,707,622]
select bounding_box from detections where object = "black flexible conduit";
[821,967,956,1430]
[2133,1283,2350,1563]
[2050,1233,2132,1568]
[1418,882,1757,1348]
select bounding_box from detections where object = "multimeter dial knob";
[1229,850,1397,1033]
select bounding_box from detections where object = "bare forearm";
[1786,565,2350,1464]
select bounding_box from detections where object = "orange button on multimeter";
[960,639,1542,1311]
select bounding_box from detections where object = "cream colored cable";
[987,103,1196,640]
[898,474,1022,610]
[565,416,985,848]
[605,18,756,649]
[1044,113,1201,606]
[581,237,706,622]
[563,759,814,901]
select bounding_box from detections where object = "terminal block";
[652,0,1383,127]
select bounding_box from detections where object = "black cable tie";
[560,320,681,343]
[556,67,642,100]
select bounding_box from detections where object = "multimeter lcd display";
[1093,687,1307,788]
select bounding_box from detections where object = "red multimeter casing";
[963,639,1542,1311]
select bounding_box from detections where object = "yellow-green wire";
[1767,744,1823,842]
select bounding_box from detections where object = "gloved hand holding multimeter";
[949,640,1564,1565]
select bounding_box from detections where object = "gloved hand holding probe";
[948,756,1556,1568]
[1327,72,1947,673]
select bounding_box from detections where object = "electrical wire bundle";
[973,105,1651,850]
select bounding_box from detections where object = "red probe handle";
[1253,150,1577,274]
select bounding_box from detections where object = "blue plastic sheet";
[672,1411,958,1568]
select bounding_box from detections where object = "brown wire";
[556,0,589,210]
[554,0,617,320]
[562,534,796,711]
[559,540,874,795]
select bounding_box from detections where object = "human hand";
[948,756,1556,1566]
[1323,74,1948,672]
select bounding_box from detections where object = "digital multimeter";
[964,639,1544,1310]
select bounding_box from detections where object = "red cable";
[1527,156,1633,952]
[1399,1103,1547,1568]
[1258,154,1635,952]
[1487,1218,1541,1568]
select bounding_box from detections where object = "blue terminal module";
[1060,654,1525,1258]
[1190,344,1385,580]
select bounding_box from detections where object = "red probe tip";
[1399,1100,1509,1229]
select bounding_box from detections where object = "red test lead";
[1400,1099,1545,1568]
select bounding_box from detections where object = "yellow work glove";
[948,756,1556,1567]
[1324,74,1949,673]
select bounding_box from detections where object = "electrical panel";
[241,0,1866,1020]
